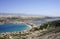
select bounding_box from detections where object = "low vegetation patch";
[39,20,60,30]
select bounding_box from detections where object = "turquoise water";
[0,24,29,33]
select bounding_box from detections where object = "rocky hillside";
[38,27,60,39]
[25,20,60,39]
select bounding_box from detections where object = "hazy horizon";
[0,0,60,17]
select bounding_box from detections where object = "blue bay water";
[0,24,29,33]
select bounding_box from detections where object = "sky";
[0,0,60,16]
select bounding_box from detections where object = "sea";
[0,24,29,33]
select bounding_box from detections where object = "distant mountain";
[0,13,26,16]
[0,13,47,17]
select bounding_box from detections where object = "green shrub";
[39,20,60,30]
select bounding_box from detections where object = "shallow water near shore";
[29,18,60,25]
[0,24,30,33]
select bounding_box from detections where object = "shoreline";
[0,23,33,34]
[24,23,32,30]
